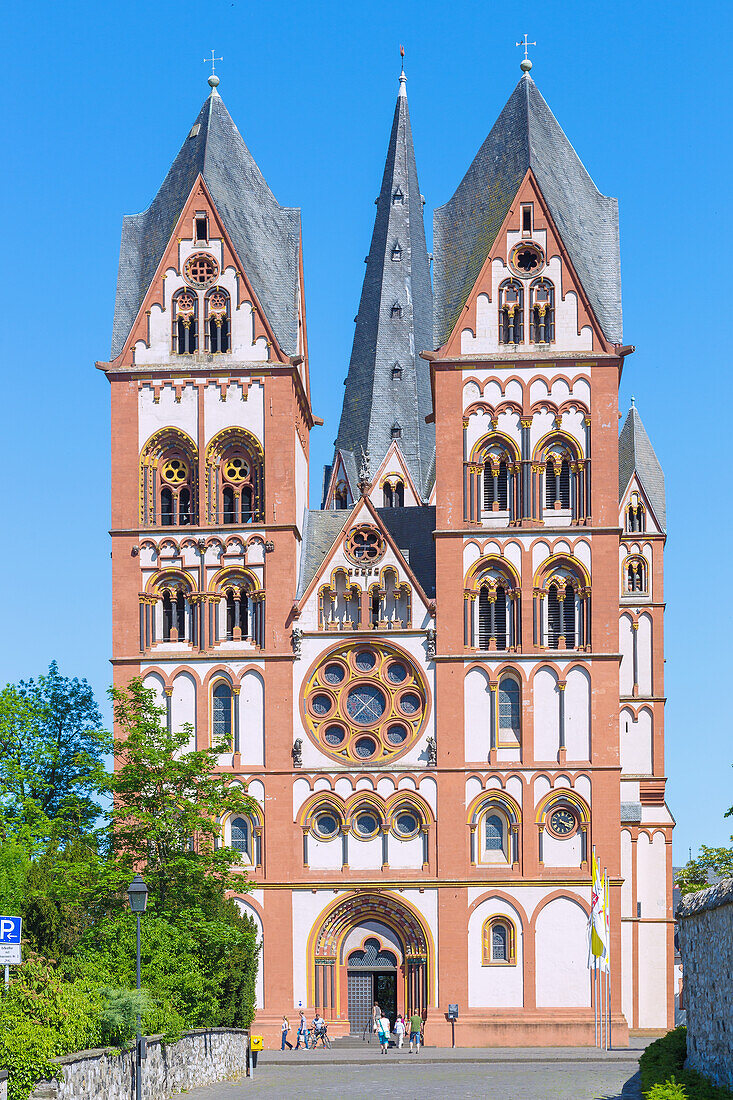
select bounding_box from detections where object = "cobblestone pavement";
[173,1057,642,1099]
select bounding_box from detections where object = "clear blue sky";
[2,0,729,862]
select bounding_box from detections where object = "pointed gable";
[619,406,666,531]
[112,89,301,359]
[433,73,621,350]
[333,73,434,497]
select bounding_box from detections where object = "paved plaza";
[173,1047,643,1099]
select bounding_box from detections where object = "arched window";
[225,586,250,640]
[626,501,646,533]
[212,681,233,747]
[498,677,521,745]
[221,451,255,524]
[383,483,393,508]
[530,278,555,343]
[545,455,571,509]
[478,584,508,650]
[205,287,230,353]
[485,814,504,851]
[483,459,510,511]
[162,589,187,642]
[547,582,576,649]
[230,817,249,854]
[172,289,198,354]
[498,280,524,344]
[334,486,348,509]
[625,557,648,594]
[481,917,517,965]
[159,454,193,526]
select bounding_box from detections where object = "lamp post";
[127,875,149,1100]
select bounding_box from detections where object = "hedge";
[640,1028,733,1100]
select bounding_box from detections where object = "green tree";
[0,662,109,834]
[109,678,256,913]
[677,779,733,895]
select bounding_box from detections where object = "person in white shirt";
[378,1014,391,1053]
[393,1014,405,1049]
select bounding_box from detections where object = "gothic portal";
[103,61,673,1045]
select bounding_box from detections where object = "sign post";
[0,917,22,993]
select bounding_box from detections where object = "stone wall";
[27,1028,249,1100]
[677,878,733,1091]
[1,1068,7,1100]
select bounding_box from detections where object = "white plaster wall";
[638,922,668,1029]
[637,614,653,697]
[621,920,633,1028]
[565,667,590,761]
[171,671,197,751]
[234,897,264,1009]
[143,672,166,706]
[291,891,346,1009]
[637,832,667,920]
[387,834,423,869]
[535,897,591,1007]
[543,832,581,868]
[619,616,634,697]
[467,898,524,1008]
[534,667,559,761]
[308,835,343,871]
[239,670,264,766]
[139,384,198,449]
[348,836,383,871]
[620,708,653,774]
[621,830,633,918]
[465,667,490,762]
[203,379,264,448]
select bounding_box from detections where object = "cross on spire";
[515,34,536,73]
[204,50,223,88]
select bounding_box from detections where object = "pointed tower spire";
[332,64,434,498]
[619,404,666,531]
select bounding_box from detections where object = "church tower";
[324,67,434,509]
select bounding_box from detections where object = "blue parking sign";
[0,916,22,965]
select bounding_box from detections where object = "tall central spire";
[332,67,434,498]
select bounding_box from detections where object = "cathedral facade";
[103,61,673,1046]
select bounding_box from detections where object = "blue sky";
[2,0,729,861]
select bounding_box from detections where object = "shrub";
[98,988,156,1047]
[640,1028,733,1100]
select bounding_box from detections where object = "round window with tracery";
[184,252,220,288]
[344,525,386,565]
[224,456,250,483]
[302,640,428,764]
[161,457,188,484]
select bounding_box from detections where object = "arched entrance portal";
[310,892,431,1035]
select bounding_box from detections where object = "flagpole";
[606,871,612,1050]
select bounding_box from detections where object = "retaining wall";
[677,878,733,1091]
[27,1028,249,1100]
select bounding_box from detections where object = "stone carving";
[291,627,302,659]
[292,738,303,768]
[426,736,437,767]
[426,628,436,660]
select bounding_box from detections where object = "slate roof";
[111,89,301,360]
[619,405,666,532]
[433,73,622,350]
[334,75,435,498]
[296,508,353,599]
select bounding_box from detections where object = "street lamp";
[127,876,148,1100]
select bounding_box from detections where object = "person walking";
[371,1001,381,1039]
[281,1015,293,1050]
[295,1010,309,1049]
[394,1013,405,1049]
[409,1009,423,1053]
[377,1012,391,1054]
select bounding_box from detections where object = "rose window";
[509,241,545,277]
[224,457,250,483]
[184,252,219,288]
[303,641,428,764]
[344,525,385,565]
[161,458,188,484]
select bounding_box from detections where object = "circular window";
[346,684,386,725]
[355,811,379,837]
[386,724,408,745]
[344,526,386,564]
[509,241,545,278]
[303,641,429,764]
[310,693,333,717]
[386,661,408,684]
[324,724,345,746]
[394,811,419,837]
[547,806,578,838]
[354,649,377,673]
[314,812,339,838]
[399,692,422,716]
[161,458,188,484]
[224,457,250,483]
[184,252,220,288]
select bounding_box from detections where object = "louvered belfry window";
[483,461,509,510]
[547,585,575,649]
[478,585,507,650]
[546,459,571,508]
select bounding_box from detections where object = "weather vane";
[515,34,536,73]
[204,50,223,87]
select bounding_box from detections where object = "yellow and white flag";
[587,848,606,967]
[600,872,611,974]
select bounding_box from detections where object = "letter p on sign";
[0,916,22,965]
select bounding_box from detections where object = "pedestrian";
[394,1013,405,1049]
[312,1012,327,1047]
[409,1009,423,1053]
[372,1002,381,1036]
[295,1010,309,1049]
[281,1015,293,1050]
[378,1012,390,1054]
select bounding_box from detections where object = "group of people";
[374,1004,424,1054]
[280,1010,327,1050]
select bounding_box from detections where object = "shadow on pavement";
[599,1069,642,1100]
